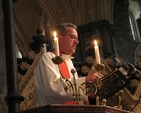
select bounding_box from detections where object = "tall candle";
[94,40,101,64]
[54,31,59,56]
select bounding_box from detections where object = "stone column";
[2,0,24,113]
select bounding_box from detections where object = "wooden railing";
[18,48,45,110]
[16,104,133,113]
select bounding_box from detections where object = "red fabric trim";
[51,50,75,105]
[59,61,70,78]
[65,101,76,105]
[52,49,70,78]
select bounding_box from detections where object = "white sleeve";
[34,52,87,103]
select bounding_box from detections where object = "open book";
[97,67,130,98]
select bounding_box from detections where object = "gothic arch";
[14,17,29,57]
[38,0,114,27]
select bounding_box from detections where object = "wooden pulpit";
[16,104,133,113]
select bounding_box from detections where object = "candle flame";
[94,40,97,46]
[54,31,57,38]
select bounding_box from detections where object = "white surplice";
[34,52,87,106]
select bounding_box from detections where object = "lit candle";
[94,40,101,64]
[54,31,59,56]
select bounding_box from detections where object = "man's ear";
[58,35,63,42]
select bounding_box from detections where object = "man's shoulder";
[43,51,54,55]
[41,51,55,58]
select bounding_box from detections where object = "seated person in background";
[34,22,103,107]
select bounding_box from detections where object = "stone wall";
[0,0,8,113]
[113,0,139,64]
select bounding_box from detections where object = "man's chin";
[69,50,75,55]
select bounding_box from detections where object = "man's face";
[59,27,79,55]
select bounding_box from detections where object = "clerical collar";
[51,49,74,59]
[61,53,74,60]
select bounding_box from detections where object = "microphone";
[114,55,141,75]
[127,63,141,75]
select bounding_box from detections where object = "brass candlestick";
[52,56,81,104]
[52,56,64,64]
[94,63,106,105]
[80,63,106,105]
[52,56,106,105]
[94,63,105,72]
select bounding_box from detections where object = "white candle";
[54,31,60,56]
[94,40,101,64]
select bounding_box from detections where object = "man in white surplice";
[34,23,102,106]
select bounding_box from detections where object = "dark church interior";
[1,0,141,113]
